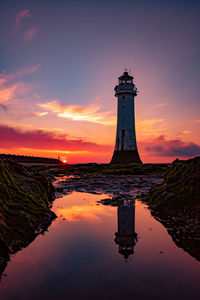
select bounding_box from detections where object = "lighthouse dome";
[114,70,137,96]
[118,71,133,82]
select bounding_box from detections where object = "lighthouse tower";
[110,70,142,164]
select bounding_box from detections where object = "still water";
[0,191,200,300]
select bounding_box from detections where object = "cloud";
[176,130,191,138]
[152,102,168,108]
[38,100,115,125]
[181,130,191,134]
[137,118,165,128]
[0,82,27,104]
[0,64,40,84]
[16,9,31,27]
[13,64,41,78]
[24,27,39,42]
[32,112,48,117]
[15,10,39,42]
[1,126,198,163]
[0,124,112,153]
[136,118,165,136]
[0,65,40,104]
[142,135,200,158]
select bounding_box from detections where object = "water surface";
[0,184,200,300]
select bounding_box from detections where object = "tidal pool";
[0,188,200,299]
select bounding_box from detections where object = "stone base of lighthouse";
[110,149,142,164]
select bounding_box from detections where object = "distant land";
[0,154,60,165]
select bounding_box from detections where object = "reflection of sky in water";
[0,192,200,300]
[54,193,113,223]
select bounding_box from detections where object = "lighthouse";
[110,70,142,164]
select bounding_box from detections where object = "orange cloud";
[38,100,115,125]
[32,112,48,117]
[136,118,165,136]
[24,27,39,42]
[16,9,31,27]
[152,102,168,108]
[0,84,18,103]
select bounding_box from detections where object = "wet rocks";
[145,157,200,261]
[97,195,125,206]
[0,159,56,279]
[53,174,163,199]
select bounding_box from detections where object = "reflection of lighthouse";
[115,204,137,260]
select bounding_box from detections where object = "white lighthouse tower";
[110,70,142,164]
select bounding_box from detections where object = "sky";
[0,0,200,163]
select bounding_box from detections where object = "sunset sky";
[0,0,200,163]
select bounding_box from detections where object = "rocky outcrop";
[145,157,200,260]
[0,159,56,279]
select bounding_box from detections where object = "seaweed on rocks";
[145,157,200,261]
[0,158,56,279]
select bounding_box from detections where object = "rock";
[145,156,200,261]
[0,158,56,279]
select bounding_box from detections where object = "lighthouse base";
[110,149,142,164]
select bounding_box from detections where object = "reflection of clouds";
[56,205,113,223]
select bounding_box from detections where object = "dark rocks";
[53,174,163,199]
[60,162,169,176]
[97,196,125,206]
[0,159,56,279]
[145,157,200,261]
[146,157,200,212]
